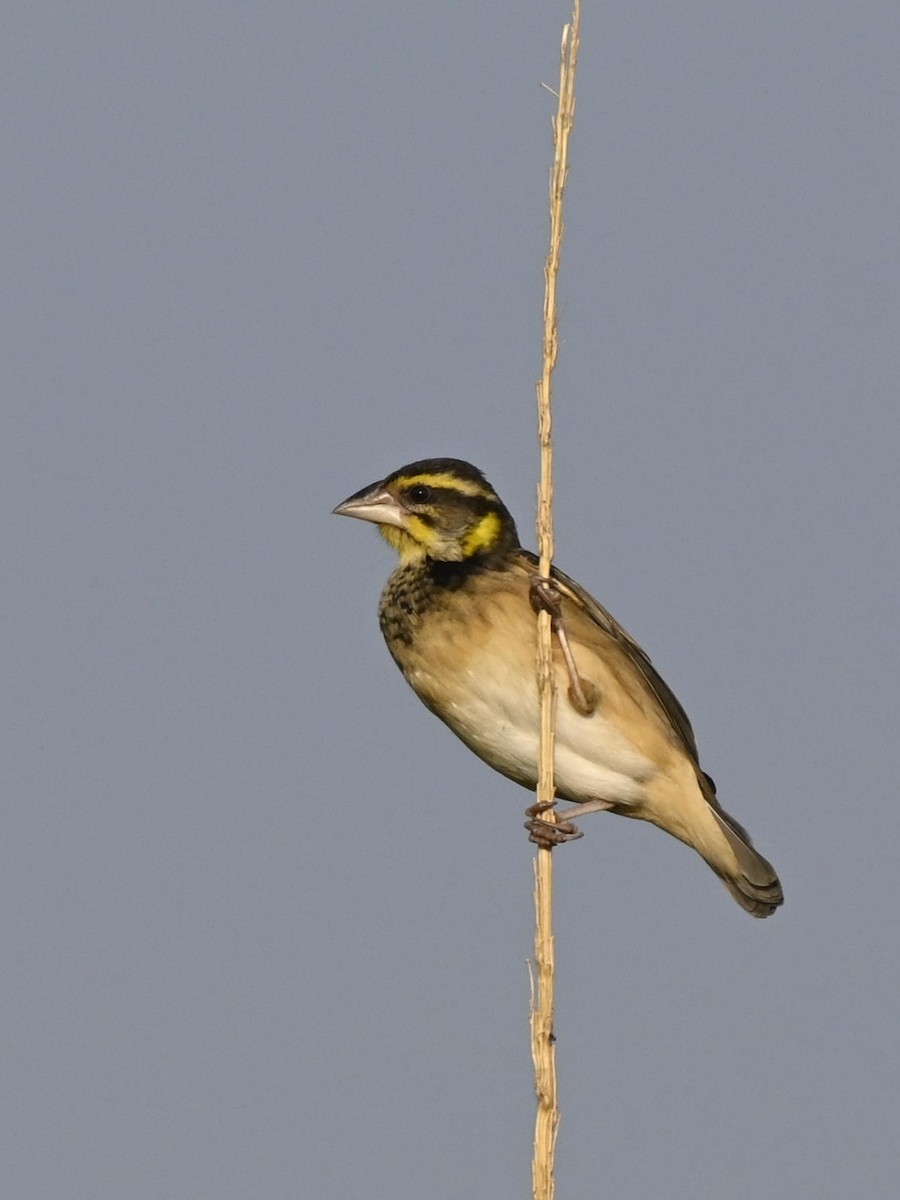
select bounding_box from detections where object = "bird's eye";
[407,484,432,504]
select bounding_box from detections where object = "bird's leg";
[529,577,598,716]
[525,798,616,847]
[525,799,584,847]
[526,577,601,847]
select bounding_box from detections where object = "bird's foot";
[529,576,565,622]
[525,800,584,848]
[525,797,617,847]
[528,578,599,717]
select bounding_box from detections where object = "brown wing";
[516,549,702,766]
[514,552,774,865]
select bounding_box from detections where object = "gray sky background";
[3,3,898,1197]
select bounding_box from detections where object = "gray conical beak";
[332,481,407,530]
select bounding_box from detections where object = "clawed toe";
[529,577,563,617]
[525,801,584,847]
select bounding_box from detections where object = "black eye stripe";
[403,484,494,510]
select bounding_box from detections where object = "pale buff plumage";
[334,458,783,917]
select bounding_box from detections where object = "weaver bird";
[334,458,783,918]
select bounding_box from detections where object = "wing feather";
[516,550,701,765]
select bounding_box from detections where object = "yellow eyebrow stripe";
[397,472,492,498]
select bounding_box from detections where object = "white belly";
[408,663,655,807]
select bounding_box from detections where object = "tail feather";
[706,807,783,918]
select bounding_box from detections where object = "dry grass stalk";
[531,4,580,1199]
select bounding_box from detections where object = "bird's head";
[333,458,520,564]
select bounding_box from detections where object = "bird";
[333,457,783,917]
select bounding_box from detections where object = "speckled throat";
[379,558,487,648]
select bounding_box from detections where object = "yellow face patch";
[405,514,441,548]
[376,470,509,564]
[379,524,428,562]
[378,515,446,563]
[461,511,502,557]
